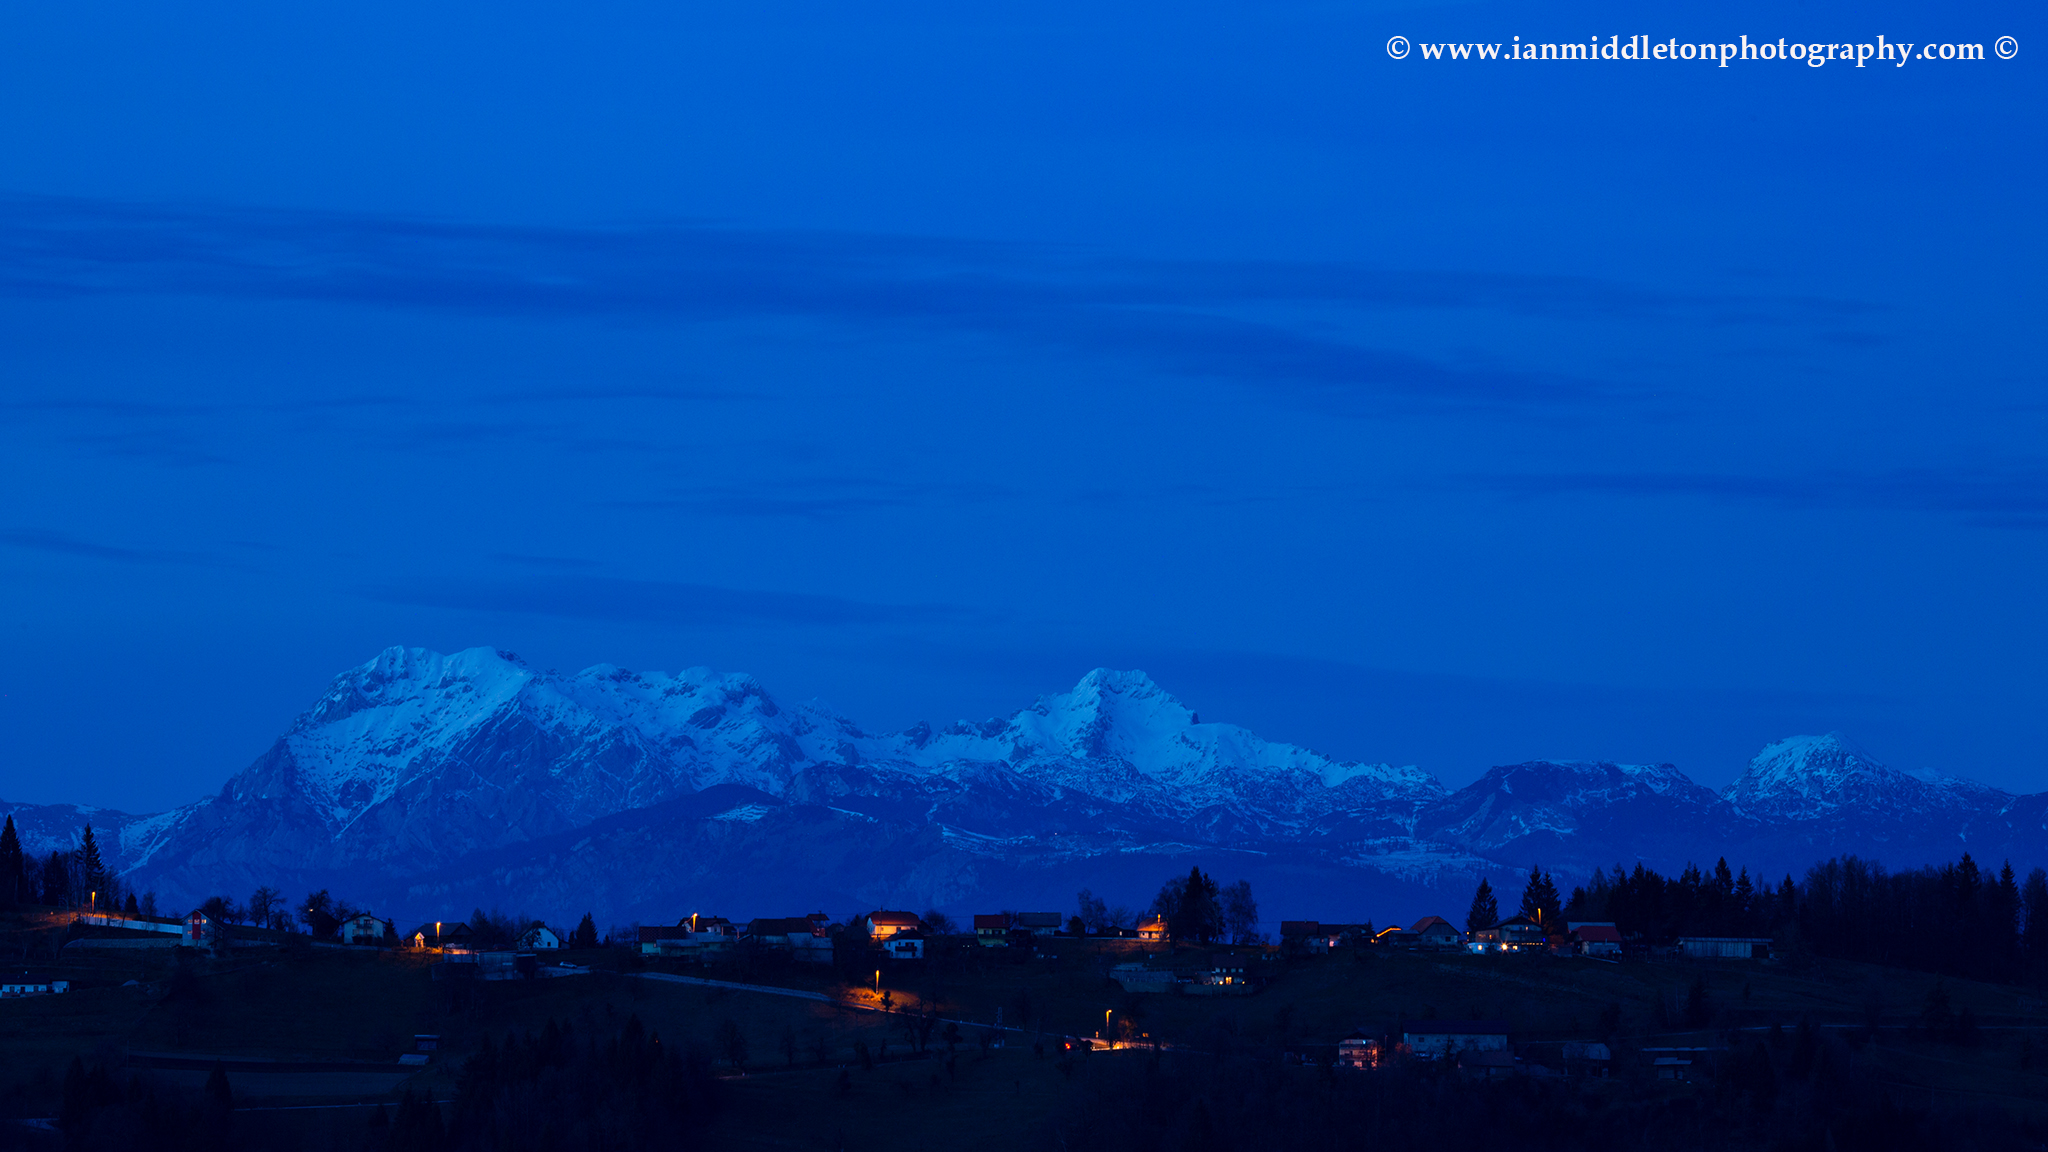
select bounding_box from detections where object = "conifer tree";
[42,851,69,906]
[0,815,20,906]
[573,912,599,949]
[1518,864,1560,929]
[77,823,107,901]
[1465,878,1498,933]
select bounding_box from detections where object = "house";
[1456,1049,1516,1078]
[973,914,1012,946]
[1408,916,1463,951]
[1187,957,1254,995]
[1137,916,1169,942]
[1012,912,1062,937]
[338,912,393,946]
[1281,921,1343,951]
[1337,1031,1378,1069]
[183,910,218,947]
[520,924,563,951]
[880,936,925,961]
[1110,963,1178,993]
[639,916,738,957]
[1561,1042,1613,1076]
[638,925,689,954]
[743,916,833,963]
[1373,925,1408,948]
[859,911,922,940]
[1,975,69,997]
[1403,1021,1510,1061]
[1677,937,1772,959]
[1569,922,1623,957]
[1470,915,1545,952]
[410,921,473,950]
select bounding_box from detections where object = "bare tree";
[247,887,281,930]
[1222,880,1260,944]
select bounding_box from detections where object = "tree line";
[1467,851,2048,986]
[0,816,139,914]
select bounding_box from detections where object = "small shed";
[1403,1020,1510,1061]
[1677,937,1772,959]
[1570,923,1623,957]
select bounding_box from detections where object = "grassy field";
[4,919,2046,1137]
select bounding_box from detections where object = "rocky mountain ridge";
[8,647,2044,927]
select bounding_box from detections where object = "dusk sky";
[0,0,2041,812]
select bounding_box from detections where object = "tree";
[1221,880,1260,944]
[1466,878,1499,934]
[247,886,282,931]
[0,815,21,905]
[1158,866,1221,943]
[1518,864,1560,931]
[2023,868,2048,985]
[1077,888,1109,933]
[76,823,106,902]
[204,1060,234,1111]
[922,909,956,937]
[42,851,69,907]
[573,912,599,949]
[301,890,339,938]
[715,1017,750,1072]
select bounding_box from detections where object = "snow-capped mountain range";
[8,647,2045,929]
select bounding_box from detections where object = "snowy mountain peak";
[1018,668,1194,763]
[1722,732,1900,819]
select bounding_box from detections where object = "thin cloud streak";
[1483,469,2048,528]
[0,194,1870,418]
[0,528,226,566]
[365,574,974,628]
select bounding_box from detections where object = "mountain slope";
[10,650,2044,928]
[113,647,1445,915]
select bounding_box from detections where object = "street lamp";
[874,969,881,994]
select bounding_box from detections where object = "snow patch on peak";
[1723,732,1923,819]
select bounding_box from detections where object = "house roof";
[973,914,1011,930]
[866,911,922,927]
[1404,1020,1510,1036]
[1410,916,1458,935]
[1494,915,1542,929]
[410,922,471,939]
[746,917,819,937]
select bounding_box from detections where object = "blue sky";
[0,0,2042,810]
